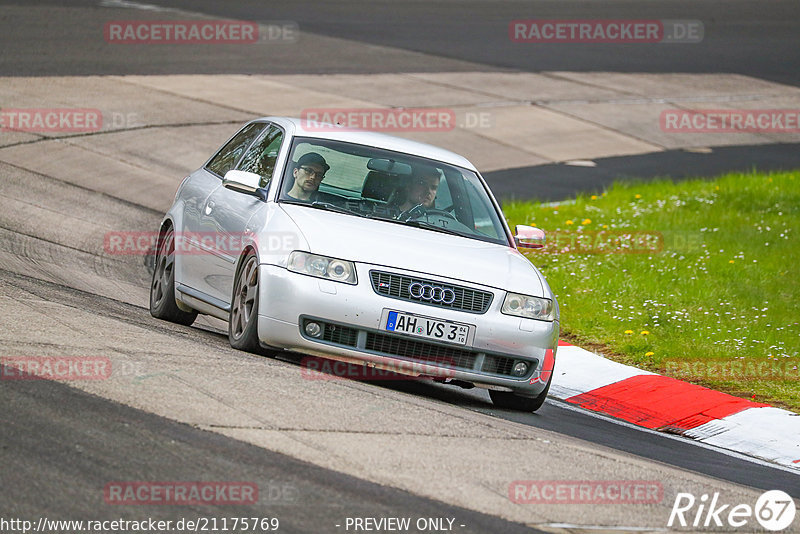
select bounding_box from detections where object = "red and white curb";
[550,341,800,470]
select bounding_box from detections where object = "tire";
[228,251,262,353]
[489,376,551,412]
[150,227,197,326]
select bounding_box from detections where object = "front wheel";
[150,227,197,326]
[489,377,551,412]
[228,251,262,353]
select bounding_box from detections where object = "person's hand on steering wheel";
[397,203,426,221]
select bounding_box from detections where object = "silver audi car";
[150,117,559,411]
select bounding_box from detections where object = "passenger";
[286,152,330,201]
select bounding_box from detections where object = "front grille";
[364,332,476,370]
[370,271,493,314]
[302,319,532,378]
[320,322,358,347]
[481,354,515,376]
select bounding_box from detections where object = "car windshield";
[278,137,510,246]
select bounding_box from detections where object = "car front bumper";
[256,262,559,396]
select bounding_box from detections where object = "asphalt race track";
[1,1,799,533]
[0,363,543,534]
[6,0,800,83]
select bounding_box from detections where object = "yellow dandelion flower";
[565,220,574,225]
[602,224,608,229]
[645,352,654,357]
[729,260,735,264]
[634,194,641,199]
[582,218,591,225]
[624,329,634,335]
[591,195,598,200]
[641,330,650,335]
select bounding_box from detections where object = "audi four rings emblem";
[409,282,456,304]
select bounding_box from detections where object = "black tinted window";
[206,123,264,177]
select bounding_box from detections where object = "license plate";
[385,311,469,346]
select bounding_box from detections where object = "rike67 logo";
[668,490,796,531]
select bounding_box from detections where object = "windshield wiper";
[401,219,463,237]
[308,201,364,217]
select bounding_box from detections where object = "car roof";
[257,116,478,172]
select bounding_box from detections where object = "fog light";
[512,361,529,377]
[305,322,322,338]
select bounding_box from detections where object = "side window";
[238,124,284,187]
[206,123,264,177]
[434,172,452,209]
[464,180,500,239]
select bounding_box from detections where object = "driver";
[388,165,440,213]
[286,152,330,201]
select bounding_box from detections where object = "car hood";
[280,204,546,296]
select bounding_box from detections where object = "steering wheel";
[397,204,425,221]
[425,208,458,221]
[397,204,458,222]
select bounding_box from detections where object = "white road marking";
[99,0,173,11]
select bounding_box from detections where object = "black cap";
[297,152,330,172]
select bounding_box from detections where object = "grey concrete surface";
[4,71,800,180]
[1,107,798,533]
[1,1,799,531]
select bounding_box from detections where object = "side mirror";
[514,225,546,249]
[223,170,267,200]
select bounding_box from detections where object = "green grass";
[504,170,800,412]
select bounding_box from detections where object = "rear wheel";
[229,251,262,353]
[150,227,197,326]
[489,377,551,412]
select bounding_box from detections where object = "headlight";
[502,292,554,321]
[287,251,357,284]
